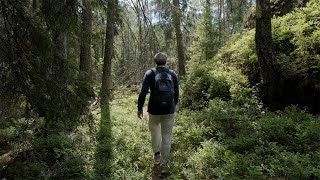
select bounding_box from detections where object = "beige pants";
[148,113,175,165]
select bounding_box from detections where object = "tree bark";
[101,37,104,59]
[172,0,186,77]
[255,0,281,109]
[100,0,117,106]
[218,0,224,47]
[204,0,214,61]
[80,0,92,74]
[53,31,67,60]
[42,0,68,61]
[32,0,37,9]
[226,0,233,34]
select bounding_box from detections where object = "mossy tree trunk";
[96,0,118,178]
[80,0,92,75]
[32,0,37,9]
[204,0,215,61]
[255,0,282,110]
[173,0,186,77]
[218,0,224,47]
[101,0,117,106]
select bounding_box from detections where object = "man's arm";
[172,72,179,106]
[138,70,151,112]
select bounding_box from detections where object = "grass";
[93,91,153,179]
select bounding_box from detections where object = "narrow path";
[151,164,162,180]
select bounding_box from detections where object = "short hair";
[154,52,167,65]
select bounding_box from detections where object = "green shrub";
[181,66,231,110]
[0,127,16,153]
[184,141,237,179]
[173,110,209,151]
[109,94,152,179]
[265,148,318,179]
[181,62,249,110]
[256,107,320,153]
[2,132,90,180]
[174,98,319,179]
[51,153,87,180]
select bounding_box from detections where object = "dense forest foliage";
[0,0,319,179]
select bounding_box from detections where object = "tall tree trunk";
[80,0,92,74]
[100,0,117,106]
[172,0,186,76]
[218,0,224,47]
[226,0,233,34]
[138,10,144,81]
[101,37,104,59]
[53,31,67,60]
[255,0,281,109]
[42,0,68,61]
[95,2,117,177]
[32,0,37,9]
[204,0,214,61]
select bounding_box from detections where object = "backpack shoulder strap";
[167,69,174,76]
[151,68,158,76]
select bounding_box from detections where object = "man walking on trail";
[137,52,179,173]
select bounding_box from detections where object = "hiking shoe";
[154,152,161,165]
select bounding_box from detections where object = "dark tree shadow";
[93,104,113,179]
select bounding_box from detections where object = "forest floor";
[103,90,164,179]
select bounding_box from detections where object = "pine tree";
[173,0,186,76]
[80,0,93,75]
[255,0,282,109]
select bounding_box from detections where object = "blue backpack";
[151,68,175,108]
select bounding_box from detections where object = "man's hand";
[137,110,143,119]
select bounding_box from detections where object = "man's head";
[154,52,167,66]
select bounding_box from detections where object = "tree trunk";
[32,0,37,9]
[218,0,224,47]
[255,0,282,109]
[101,38,104,59]
[53,31,67,60]
[172,0,186,76]
[204,0,214,61]
[80,0,92,74]
[100,0,117,106]
[226,0,233,34]
[43,0,68,61]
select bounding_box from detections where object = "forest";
[0,0,319,179]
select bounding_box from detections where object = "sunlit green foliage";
[110,93,152,179]
[181,62,248,110]
[198,0,320,113]
[172,99,320,179]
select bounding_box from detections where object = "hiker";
[137,52,179,171]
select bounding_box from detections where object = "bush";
[173,101,320,179]
[184,141,236,179]
[181,66,231,110]
[2,133,89,180]
[181,62,249,110]
[256,107,320,153]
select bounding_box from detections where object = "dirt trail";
[152,164,163,180]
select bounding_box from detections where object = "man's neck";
[157,65,166,67]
